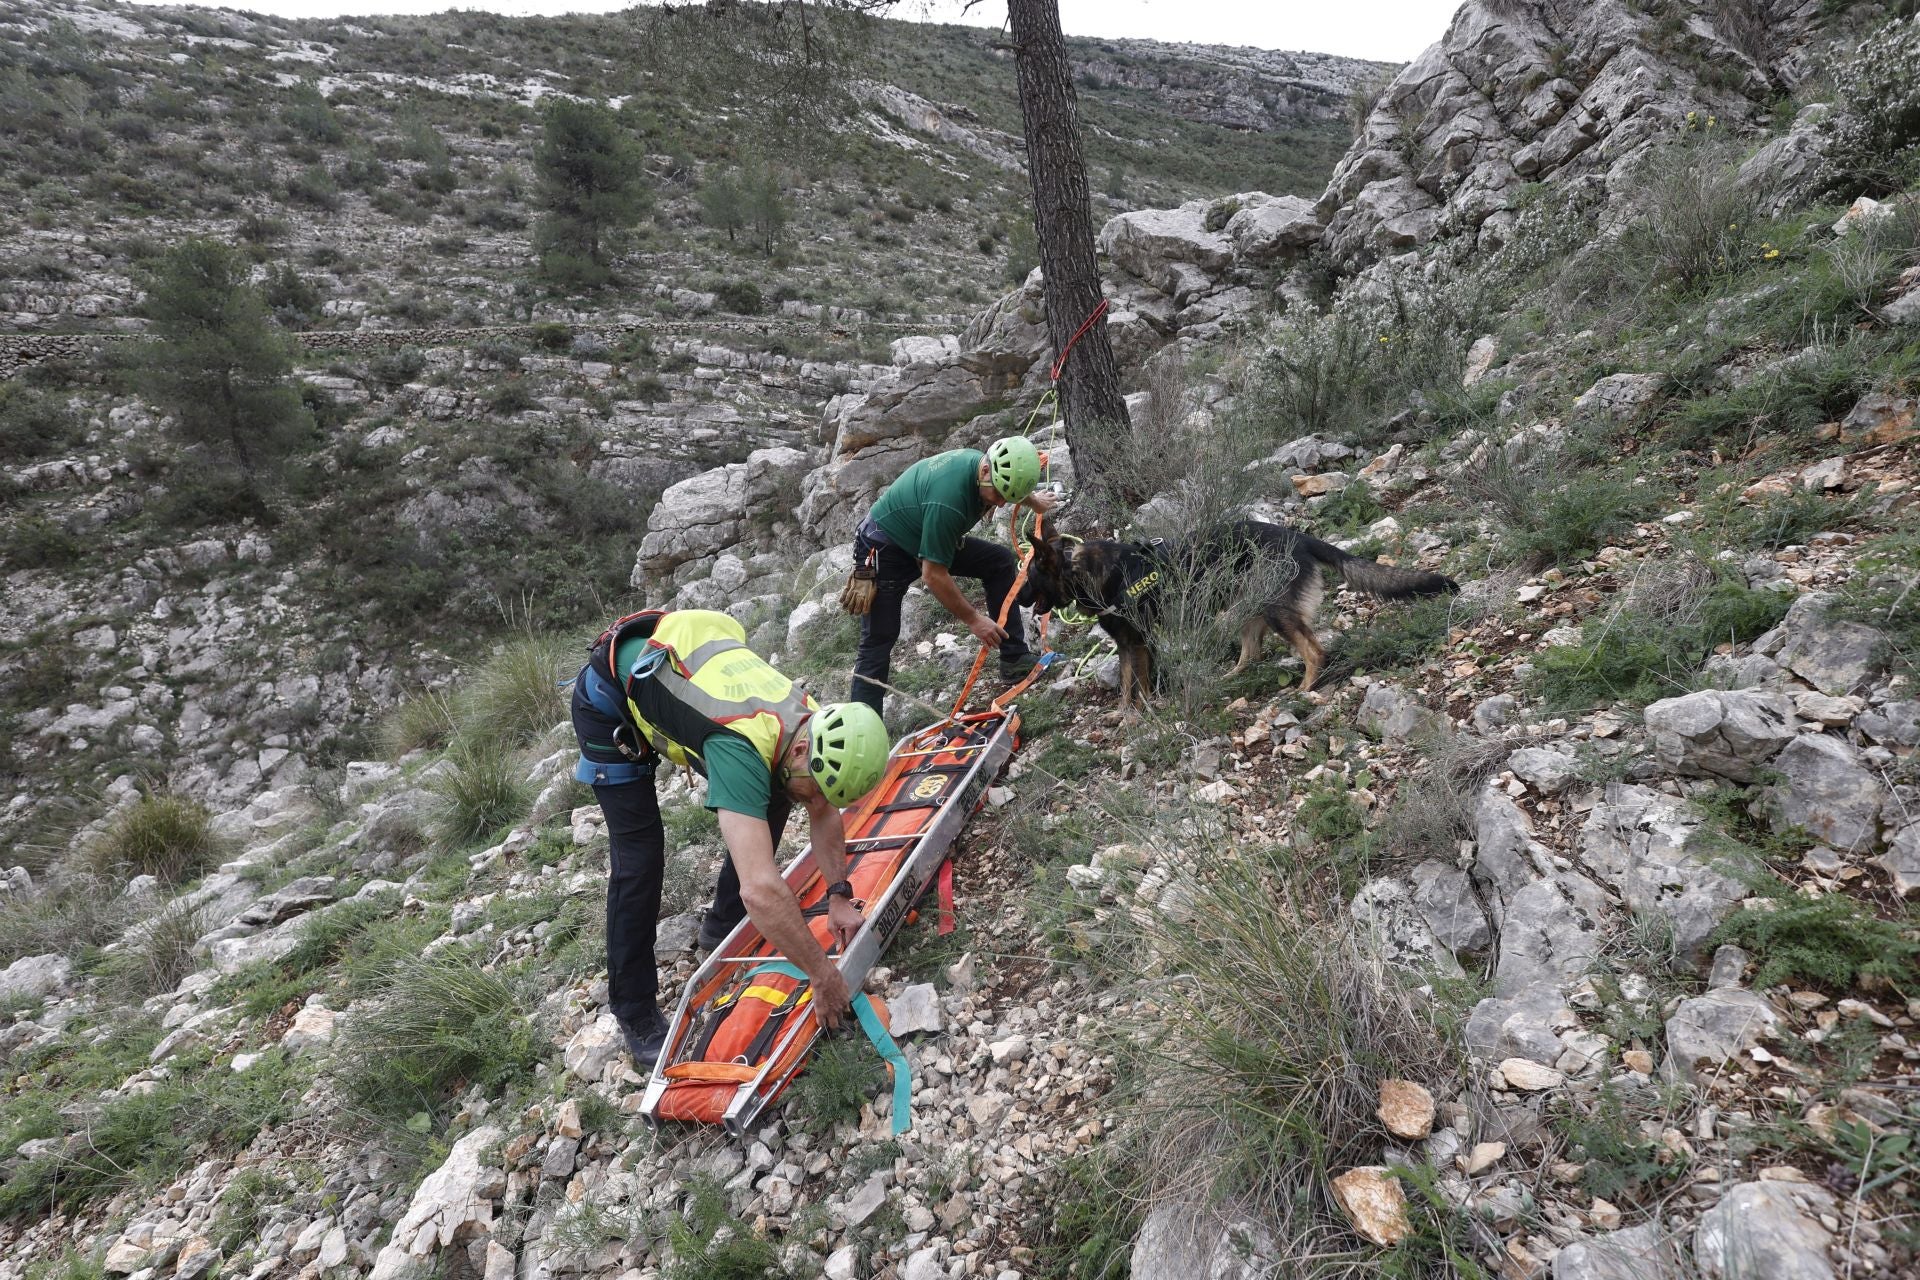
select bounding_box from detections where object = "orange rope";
[948,506,1048,717]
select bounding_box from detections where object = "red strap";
[1050,298,1110,382]
[936,858,956,936]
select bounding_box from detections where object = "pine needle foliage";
[1711,893,1920,992]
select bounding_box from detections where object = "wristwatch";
[826,879,855,901]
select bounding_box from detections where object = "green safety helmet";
[807,702,889,808]
[985,436,1042,503]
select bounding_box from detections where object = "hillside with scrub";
[3,2,1920,1279]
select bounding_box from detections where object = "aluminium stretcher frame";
[636,707,1021,1137]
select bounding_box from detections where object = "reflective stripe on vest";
[622,610,817,772]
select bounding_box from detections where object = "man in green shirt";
[848,436,1055,713]
[572,610,890,1067]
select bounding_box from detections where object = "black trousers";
[570,679,785,1028]
[848,531,1029,713]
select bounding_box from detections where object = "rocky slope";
[6,2,1920,1280]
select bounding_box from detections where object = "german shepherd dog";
[1025,519,1458,711]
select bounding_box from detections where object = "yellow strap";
[741,985,810,1007]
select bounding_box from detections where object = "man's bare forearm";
[805,794,851,884]
[921,561,979,623]
[720,811,836,982]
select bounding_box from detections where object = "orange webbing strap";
[949,507,1045,717]
[663,1062,763,1083]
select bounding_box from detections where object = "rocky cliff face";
[1319,0,1823,262]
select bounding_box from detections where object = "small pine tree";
[137,238,311,475]
[699,169,748,243]
[533,99,649,289]
[745,164,787,255]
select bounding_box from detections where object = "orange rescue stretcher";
[636,503,1057,1138]
[635,707,1025,1136]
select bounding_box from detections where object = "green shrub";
[1666,335,1899,451]
[143,468,278,532]
[1,516,84,571]
[1610,128,1758,301]
[459,631,573,747]
[380,687,459,757]
[1557,1078,1683,1203]
[1329,593,1454,677]
[488,379,537,414]
[333,946,542,1124]
[715,279,764,314]
[1533,568,1792,710]
[1837,531,1920,679]
[1711,893,1920,992]
[430,740,532,851]
[103,903,209,1002]
[787,1035,889,1135]
[370,347,427,389]
[1829,16,1920,193]
[0,1050,304,1221]
[282,82,343,143]
[662,1177,792,1280]
[1030,1155,1143,1280]
[529,321,572,351]
[1498,470,1653,568]
[0,384,83,462]
[86,792,226,884]
[1121,846,1452,1267]
[0,876,132,966]
[212,1168,292,1252]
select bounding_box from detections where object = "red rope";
[1049,297,1110,383]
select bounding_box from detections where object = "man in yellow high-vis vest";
[571,609,890,1066]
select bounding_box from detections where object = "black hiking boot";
[696,910,741,952]
[621,1008,670,1070]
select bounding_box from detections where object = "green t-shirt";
[702,733,775,818]
[870,448,988,566]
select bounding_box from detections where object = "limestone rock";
[1507,746,1579,794]
[0,953,71,1002]
[1876,823,1920,898]
[1409,859,1491,955]
[889,983,943,1037]
[1578,783,1746,962]
[1332,1167,1410,1246]
[1666,989,1778,1083]
[637,446,812,581]
[1473,785,1554,914]
[1644,689,1796,783]
[1499,1057,1565,1091]
[563,1013,624,1082]
[1552,1222,1677,1280]
[367,1124,507,1280]
[1357,682,1444,745]
[1130,1203,1278,1280]
[1223,194,1325,263]
[1376,1079,1435,1140]
[281,1006,337,1054]
[1770,734,1883,852]
[1494,873,1609,997]
[1694,1181,1837,1280]
[1774,593,1881,695]
[1098,199,1234,288]
[1574,373,1666,424]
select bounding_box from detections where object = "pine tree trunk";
[1007,0,1134,518]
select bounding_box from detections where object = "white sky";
[125,1,1461,62]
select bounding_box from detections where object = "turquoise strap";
[746,961,912,1135]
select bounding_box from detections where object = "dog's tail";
[1297,533,1459,600]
